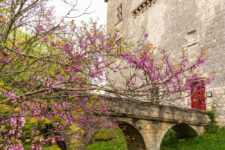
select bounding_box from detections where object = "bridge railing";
[101,97,210,126]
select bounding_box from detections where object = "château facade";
[105,0,225,126]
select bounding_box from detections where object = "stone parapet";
[103,97,209,126]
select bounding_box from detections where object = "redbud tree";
[0,0,210,149]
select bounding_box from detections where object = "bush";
[92,129,117,142]
[206,111,216,123]
[205,123,219,134]
[205,111,219,134]
[161,129,178,145]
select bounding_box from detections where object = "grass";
[23,123,225,150]
[24,144,61,150]
[88,125,225,150]
[160,112,225,150]
[23,129,126,150]
[87,129,127,150]
[161,127,225,150]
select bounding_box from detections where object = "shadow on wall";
[160,123,198,149]
[118,121,146,150]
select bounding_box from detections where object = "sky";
[48,0,107,25]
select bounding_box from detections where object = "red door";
[191,80,206,110]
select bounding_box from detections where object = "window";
[117,4,123,23]
[186,30,199,62]
[187,30,198,47]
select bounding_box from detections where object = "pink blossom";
[19,117,25,127]
[50,41,57,47]
[57,76,64,82]
[44,77,53,89]
[72,66,82,73]
[4,91,17,100]
[35,25,44,33]
[89,71,103,78]
[71,77,81,82]
[43,38,48,43]
[10,118,17,127]
[15,48,20,54]
[10,117,25,127]
[9,145,24,150]
[9,130,15,135]
[51,137,56,143]
[101,105,108,112]
[144,33,148,38]
[31,144,42,150]
[63,43,73,52]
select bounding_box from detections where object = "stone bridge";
[104,98,210,150]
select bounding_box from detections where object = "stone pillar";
[190,125,205,135]
[137,120,173,150]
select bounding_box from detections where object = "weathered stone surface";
[106,0,225,126]
[105,98,209,126]
[101,98,209,150]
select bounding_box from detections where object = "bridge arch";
[171,123,198,138]
[118,121,146,150]
[160,123,199,149]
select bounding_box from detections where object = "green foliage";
[92,129,117,141]
[87,129,127,150]
[206,111,216,123]
[161,125,225,150]
[205,111,219,134]
[88,125,225,150]
[161,129,178,146]
[205,123,219,134]
[24,144,60,150]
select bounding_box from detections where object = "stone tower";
[105,0,225,126]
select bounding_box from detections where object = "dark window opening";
[117,4,123,23]
[187,30,198,47]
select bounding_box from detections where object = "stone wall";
[105,98,209,125]
[207,85,225,126]
[104,97,208,150]
[116,116,205,150]
[106,0,225,126]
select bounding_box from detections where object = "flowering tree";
[0,0,210,150]
[109,42,211,103]
[0,0,118,149]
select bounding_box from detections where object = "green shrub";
[92,129,116,142]
[205,123,219,134]
[206,111,216,123]
[161,129,178,145]
[205,111,219,134]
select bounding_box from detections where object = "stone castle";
[104,0,225,126]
